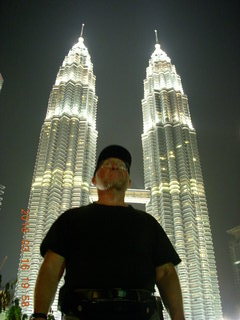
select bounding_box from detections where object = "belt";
[62,289,157,319]
[73,288,154,302]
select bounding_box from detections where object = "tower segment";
[141,35,222,319]
[15,30,98,315]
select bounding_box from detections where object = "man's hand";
[156,263,185,320]
[34,250,65,314]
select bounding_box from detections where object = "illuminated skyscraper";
[0,185,5,211]
[227,225,240,315]
[141,33,223,319]
[15,28,98,315]
[0,73,3,91]
[0,78,5,212]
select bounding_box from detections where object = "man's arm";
[156,262,185,320]
[34,250,65,317]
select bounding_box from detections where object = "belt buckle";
[117,289,127,298]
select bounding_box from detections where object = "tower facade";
[0,73,3,91]
[15,33,98,315]
[0,184,5,212]
[141,39,222,319]
[227,225,240,316]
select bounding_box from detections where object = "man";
[32,145,185,320]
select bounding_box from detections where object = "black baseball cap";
[94,145,132,176]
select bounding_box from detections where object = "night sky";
[0,1,239,318]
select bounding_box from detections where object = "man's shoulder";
[130,206,158,223]
[58,204,95,220]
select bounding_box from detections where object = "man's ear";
[128,178,132,188]
[92,176,96,185]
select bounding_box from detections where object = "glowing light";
[151,43,171,63]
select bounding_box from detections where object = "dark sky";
[0,0,239,318]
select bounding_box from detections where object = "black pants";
[63,313,160,320]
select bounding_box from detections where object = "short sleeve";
[40,211,70,258]
[153,220,181,267]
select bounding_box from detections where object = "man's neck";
[96,189,128,207]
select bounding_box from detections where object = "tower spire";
[154,29,159,44]
[80,23,85,37]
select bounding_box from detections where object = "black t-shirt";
[40,203,181,304]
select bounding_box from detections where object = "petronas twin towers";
[16,29,223,319]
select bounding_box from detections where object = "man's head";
[92,145,132,191]
[94,145,132,176]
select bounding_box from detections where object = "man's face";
[92,157,131,191]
